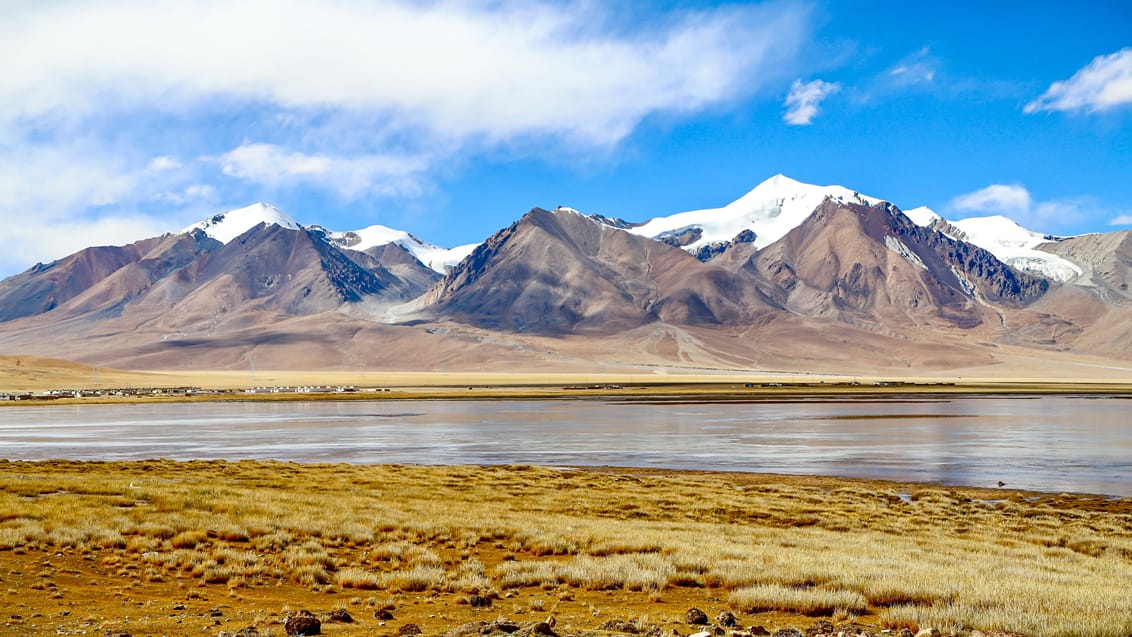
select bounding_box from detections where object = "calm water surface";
[2,396,1130,496]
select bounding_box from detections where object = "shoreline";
[3,457,1128,510]
[6,377,1132,406]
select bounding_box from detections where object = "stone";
[376,610,396,620]
[443,621,488,637]
[284,613,321,637]
[601,619,639,634]
[748,628,770,637]
[684,609,708,625]
[399,624,424,636]
[468,595,493,608]
[913,630,939,637]
[806,621,835,637]
[324,609,353,624]
[897,630,914,637]
[771,630,803,637]
[715,611,737,628]
[689,632,712,637]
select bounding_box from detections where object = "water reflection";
[1,396,1130,496]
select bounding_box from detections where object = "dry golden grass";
[1,460,1131,636]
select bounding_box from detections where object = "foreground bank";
[2,461,1130,637]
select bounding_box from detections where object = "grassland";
[2,461,1131,637]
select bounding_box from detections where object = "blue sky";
[1,0,1130,277]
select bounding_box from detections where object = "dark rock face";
[657,227,704,249]
[715,611,737,627]
[684,608,708,625]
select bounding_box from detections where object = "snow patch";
[884,235,926,270]
[327,223,478,274]
[950,266,976,296]
[948,216,1082,283]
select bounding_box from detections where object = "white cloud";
[146,156,182,172]
[950,184,1083,230]
[783,79,841,125]
[952,184,1033,217]
[0,0,809,146]
[219,143,430,199]
[1110,214,1132,226]
[1025,48,1132,114]
[0,1,814,277]
[220,144,331,181]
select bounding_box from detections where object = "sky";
[1,0,1130,278]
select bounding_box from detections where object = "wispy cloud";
[1110,214,1132,226]
[0,0,814,275]
[1025,48,1132,114]
[888,47,938,86]
[950,184,1085,231]
[783,79,841,125]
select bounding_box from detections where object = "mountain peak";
[753,173,807,192]
[182,202,301,244]
[628,174,882,256]
[904,206,943,227]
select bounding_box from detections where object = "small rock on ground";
[684,609,708,626]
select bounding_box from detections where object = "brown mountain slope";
[0,235,194,322]
[717,200,1048,334]
[422,208,777,334]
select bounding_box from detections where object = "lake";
[2,395,1130,496]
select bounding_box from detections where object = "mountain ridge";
[2,175,1130,374]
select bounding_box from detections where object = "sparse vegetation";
[1,460,1131,637]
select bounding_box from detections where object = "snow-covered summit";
[181,203,301,244]
[906,208,1082,283]
[324,224,478,274]
[628,174,882,253]
[903,206,942,227]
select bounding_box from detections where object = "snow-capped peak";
[627,174,882,253]
[325,224,478,275]
[903,206,942,227]
[904,210,1082,283]
[182,203,300,244]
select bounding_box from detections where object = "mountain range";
[1,175,1130,376]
